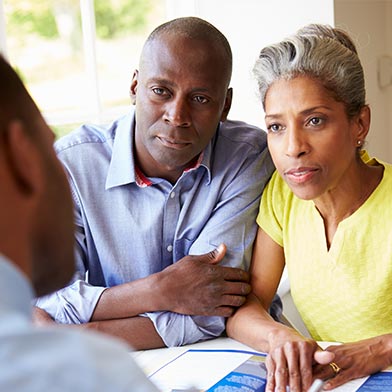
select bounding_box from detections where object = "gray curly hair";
[254,24,365,118]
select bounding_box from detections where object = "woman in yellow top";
[227,23,392,392]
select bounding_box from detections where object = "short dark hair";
[144,16,233,81]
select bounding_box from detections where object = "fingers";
[314,349,335,365]
[192,244,250,283]
[266,340,318,392]
[222,265,250,282]
[297,342,314,391]
[205,243,227,264]
[266,355,277,392]
[201,293,249,317]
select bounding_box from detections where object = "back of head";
[254,23,365,117]
[0,55,40,135]
[143,16,233,83]
[0,55,76,297]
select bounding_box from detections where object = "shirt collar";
[0,254,34,319]
[105,111,137,190]
[106,109,217,189]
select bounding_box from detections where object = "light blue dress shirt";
[36,108,275,346]
[0,254,158,391]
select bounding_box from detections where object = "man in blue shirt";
[0,55,158,390]
[34,17,277,349]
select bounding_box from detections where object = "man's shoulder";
[217,119,268,151]
[0,326,155,391]
[7,324,132,361]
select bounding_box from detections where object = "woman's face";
[264,75,364,201]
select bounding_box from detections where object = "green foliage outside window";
[94,0,152,39]
[6,0,152,40]
[6,0,59,38]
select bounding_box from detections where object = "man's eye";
[193,96,208,104]
[152,88,166,95]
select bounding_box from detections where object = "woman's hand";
[313,334,392,390]
[265,327,334,392]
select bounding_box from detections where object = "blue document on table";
[356,372,392,391]
[148,348,267,391]
[147,347,392,392]
[206,352,267,391]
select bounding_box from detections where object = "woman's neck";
[315,161,384,248]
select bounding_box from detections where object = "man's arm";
[91,244,250,321]
[34,244,251,348]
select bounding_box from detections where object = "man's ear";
[3,120,42,196]
[129,70,139,105]
[220,87,233,122]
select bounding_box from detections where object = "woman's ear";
[3,120,42,196]
[354,105,371,143]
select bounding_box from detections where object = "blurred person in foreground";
[227,24,392,392]
[0,54,158,391]
[34,16,279,349]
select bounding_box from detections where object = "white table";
[132,337,369,391]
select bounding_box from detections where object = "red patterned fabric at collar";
[184,152,203,173]
[135,165,153,187]
[134,152,203,187]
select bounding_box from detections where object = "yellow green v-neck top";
[257,156,392,343]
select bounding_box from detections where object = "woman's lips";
[284,167,318,184]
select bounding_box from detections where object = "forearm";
[227,293,297,353]
[81,316,166,350]
[91,272,167,321]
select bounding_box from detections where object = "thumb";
[314,350,335,365]
[204,243,227,264]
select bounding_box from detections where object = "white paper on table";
[148,348,266,392]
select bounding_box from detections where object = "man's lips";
[284,167,319,184]
[157,136,191,149]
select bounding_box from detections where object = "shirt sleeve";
[143,312,225,347]
[145,144,276,346]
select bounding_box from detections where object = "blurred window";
[2,0,166,138]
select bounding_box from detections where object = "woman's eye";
[267,124,282,133]
[308,117,323,126]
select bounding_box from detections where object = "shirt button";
[170,192,175,199]
[167,245,173,252]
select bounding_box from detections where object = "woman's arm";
[227,227,333,392]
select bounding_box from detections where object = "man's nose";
[163,98,191,127]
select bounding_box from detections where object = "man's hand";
[32,306,56,326]
[158,243,251,317]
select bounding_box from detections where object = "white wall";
[335,0,392,162]
[166,0,335,129]
[387,2,392,161]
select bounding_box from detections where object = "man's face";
[131,33,232,183]
[31,115,75,297]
